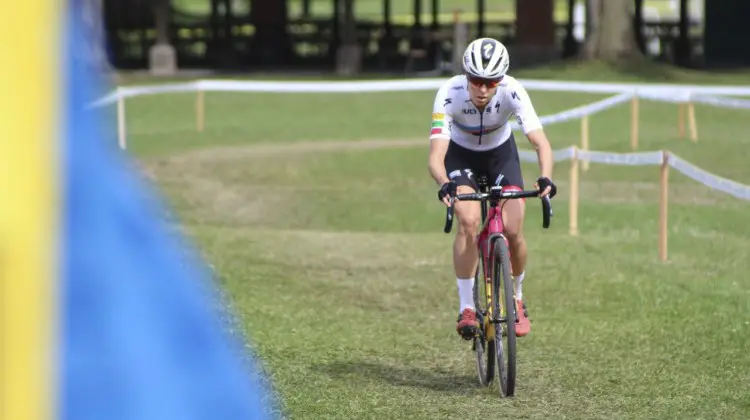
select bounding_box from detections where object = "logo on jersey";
[461,103,501,115]
[444,98,452,106]
[511,91,519,100]
[452,120,505,136]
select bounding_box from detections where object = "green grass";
[127,64,750,419]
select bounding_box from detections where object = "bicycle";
[443,174,552,397]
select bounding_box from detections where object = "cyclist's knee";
[505,225,524,243]
[455,205,481,238]
[454,185,480,237]
[501,200,525,241]
[458,214,481,237]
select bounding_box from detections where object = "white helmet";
[462,37,510,80]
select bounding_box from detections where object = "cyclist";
[427,37,557,340]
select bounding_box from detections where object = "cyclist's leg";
[453,185,482,281]
[490,134,531,336]
[444,142,483,339]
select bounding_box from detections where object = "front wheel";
[473,245,495,387]
[492,236,516,397]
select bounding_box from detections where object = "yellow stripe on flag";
[0,1,60,420]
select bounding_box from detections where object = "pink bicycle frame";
[477,186,525,279]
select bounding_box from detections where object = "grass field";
[121,64,750,419]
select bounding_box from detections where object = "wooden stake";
[687,102,698,142]
[677,103,686,138]
[630,95,639,150]
[569,147,579,237]
[196,89,205,132]
[659,151,670,262]
[581,115,590,172]
[117,94,126,150]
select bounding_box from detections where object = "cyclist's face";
[467,75,501,108]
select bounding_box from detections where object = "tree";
[579,0,642,61]
[250,0,291,66]
[335,0,362,75]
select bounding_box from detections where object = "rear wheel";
[473,245,495,387]
[492,236,516,397]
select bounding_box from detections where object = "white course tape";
[669,155,750,201]
[519,147,575,162]
[119,82,198,98]
[519,147,664,165]
[518,148,750,201]
[505,93,633,131]
[89,78,750,108]
[193,78,750,96]
[88,82,200,108]
[578,150,664,166]
[538,92,633,126]
[514,80,750,97]
[514,146,578,163]
[553,147,576,161]
[195,79,445,93]
[689,94,750,110]
[634,90,693,104]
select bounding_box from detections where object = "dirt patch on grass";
[142,139,733,228]
[153,159,290,226]
[156,138,425,165]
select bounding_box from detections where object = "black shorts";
[444,133,524,190]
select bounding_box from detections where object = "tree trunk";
[148,0,177,75]
[250,0,291,66]
[335,0,362,75]
[579,0,641,61]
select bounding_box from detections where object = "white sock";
[514,271,525,301]
[457,277,475,312]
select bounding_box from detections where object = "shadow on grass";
[313,359,483,395]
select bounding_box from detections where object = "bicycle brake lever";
[542,195,553,217]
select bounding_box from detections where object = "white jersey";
[429,75,543,152]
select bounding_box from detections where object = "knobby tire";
[493,236,516,397]
[473,245,495,387]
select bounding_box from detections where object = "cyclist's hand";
[535,176,557,198]
[437,181,457,207]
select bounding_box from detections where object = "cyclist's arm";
[428,83,453,186]
[429,140,450,186]
[511,84,553,179]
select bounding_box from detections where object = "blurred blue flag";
[61,3,277,419]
